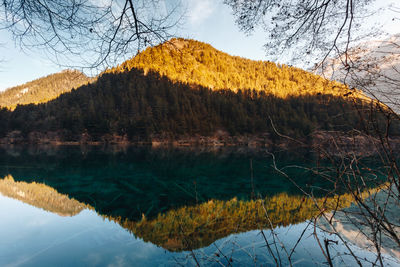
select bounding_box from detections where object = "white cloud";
[186,0,215,25]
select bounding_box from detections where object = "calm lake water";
[0,145,397,266]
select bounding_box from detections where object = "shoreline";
[1,130,400,157]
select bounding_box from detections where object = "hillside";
[0,39,396,144]
[110,38,362,98]
[0,70,93,109]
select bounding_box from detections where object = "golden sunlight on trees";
[0,70,93,109]
[0,174,384,252]
[110,39,362,99]
[0,175,86,216]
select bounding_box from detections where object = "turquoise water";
[0,145,396,266]
[0,146,323,221]
[2,193,390,267]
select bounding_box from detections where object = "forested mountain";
[110,38,363,99]
[0,70,93,109]
[0,68,396,143]
[0,39,396,144]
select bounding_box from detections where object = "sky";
[0,1,268,91]
[0,0,399,91]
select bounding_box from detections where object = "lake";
[0,145,398,266]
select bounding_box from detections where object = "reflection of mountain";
[0,174,380,252]
[0,146,333,220]
[125,190,378,251]
[319,185,400,259]
[0,175,86,216]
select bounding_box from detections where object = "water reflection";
[0,175,86,216]
[0,145,394,266]
[0,192,357,267]
[0,145,324,222]
[0,173,376,252]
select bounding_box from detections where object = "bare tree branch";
[0,0,184,70]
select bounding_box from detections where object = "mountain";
[0,39,396,144]
[319,34,400,111]
[110,38,362,99]
[0,70,93,109]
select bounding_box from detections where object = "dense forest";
[0,67,397,143]
[0,70,93,109]
[0,39,397,143]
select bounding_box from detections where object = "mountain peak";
[166,38,191,49]
[108,38,358,99]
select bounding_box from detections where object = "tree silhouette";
[224,0,391,67]
[0,0,183,68]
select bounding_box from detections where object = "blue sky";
[0,1,268,91]
[0,0,399,91]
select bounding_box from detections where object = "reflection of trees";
[0,175,86,216]
[122,190,380,251]
[0,175,383,252]
[0,147,334,220]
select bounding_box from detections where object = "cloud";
[186,0,215,25]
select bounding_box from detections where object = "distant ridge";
[0,70,93,109]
